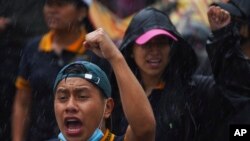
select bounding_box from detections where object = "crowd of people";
[0,0,249,141]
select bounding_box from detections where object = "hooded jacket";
[120,7,197,85]
[111,7,198,141]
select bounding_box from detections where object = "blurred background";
[0,0,228,140]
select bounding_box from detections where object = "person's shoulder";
[189,74,218,100]
[22,35,43,52]
[26,35,43,47]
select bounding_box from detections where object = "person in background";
[111,7,198,141]
[0,0,47,140]
[50,28,155,141]
[201,0,250,140]
[11,0,99,140]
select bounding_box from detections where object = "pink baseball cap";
[135,29,178,45]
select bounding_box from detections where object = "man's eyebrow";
[74,86,90,91]
[56,88,67,93]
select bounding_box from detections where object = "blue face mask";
[88,128,104,141]
[57,128,104,141]
[58,132,66,141]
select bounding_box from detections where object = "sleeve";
[15,39,37,90]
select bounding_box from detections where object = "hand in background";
[207,6,231,31]
[0,17,11,32]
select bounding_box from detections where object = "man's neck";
[52,28,82,54]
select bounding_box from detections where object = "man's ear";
[104,98,114,118]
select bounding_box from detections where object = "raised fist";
[207,6,231,31]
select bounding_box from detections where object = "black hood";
[120,7,197,83]
[120,7,185,50]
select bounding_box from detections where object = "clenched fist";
[207,6,231,31]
